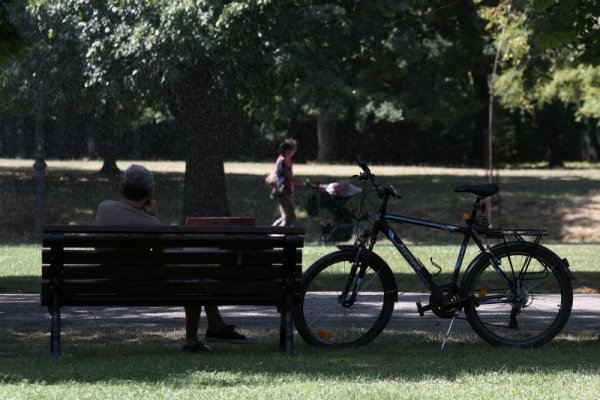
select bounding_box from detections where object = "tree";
[0,0,24,66]
[529,0,600,65]
[107,1,233,218]
[11,0,257,218]
[480,0,600,166]
[219,1,495,164]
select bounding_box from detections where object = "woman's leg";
[272,194,287,226]
[281,195,296,226]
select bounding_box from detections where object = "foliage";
[219,0,489,131]
[0,0,24,66]
[530,0,600,65]
[482,1,600,121]
[0,0,597,167]
[0,1,85,114]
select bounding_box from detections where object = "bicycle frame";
[355,194,517,309]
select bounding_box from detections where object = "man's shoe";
[183,342,210,353]
[205,325,249,344]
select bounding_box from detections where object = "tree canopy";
[529,0,600,65]
[0,1,25,65]
[0,0,598,221]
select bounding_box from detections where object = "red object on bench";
[185,216,256,226]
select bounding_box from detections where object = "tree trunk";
[546,102,564,168]
[457,2,491,167]
[316,113,337,162]
[182,119,230,219]
[54,103,79,159]
[33,107,46,240]
[99,100,120,175]
[513,113,525,162]
[171,67,230,221]
[131,129,142,159]
[471,70,489,168]
[15,115,25,158]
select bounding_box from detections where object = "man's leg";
[184,305,202,347]
[204,306,225,331]
[204,305,248,343]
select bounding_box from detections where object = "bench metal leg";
[279,295,294,356]
[50,307,61,357]
[285,307,294,356]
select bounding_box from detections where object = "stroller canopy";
[319,181,362,198]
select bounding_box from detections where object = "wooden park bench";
[41,224,304,356]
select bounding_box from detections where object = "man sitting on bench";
[94,164,248,353]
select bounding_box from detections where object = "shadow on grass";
[2,168,600,244]
[0,328,599,385]
[0,276,40,293]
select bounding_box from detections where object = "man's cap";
[123,164,154,190]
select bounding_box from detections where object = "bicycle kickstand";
[441,310,461,350]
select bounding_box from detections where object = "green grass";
[2,242,599,398]
[0,245,40,293]
[0,329,599,399]
[3,244,599,294]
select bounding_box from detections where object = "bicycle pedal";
[416,301,431,317]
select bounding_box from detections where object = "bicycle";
[295,160,574,348]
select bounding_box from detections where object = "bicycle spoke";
[464,243,571,347]
[296,250,395,347]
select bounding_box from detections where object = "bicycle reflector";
[462,212,470,221]
[479,287,488,299]
[318,330,333,340]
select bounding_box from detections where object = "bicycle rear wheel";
[462,242,572,347]
[295,250,396,347]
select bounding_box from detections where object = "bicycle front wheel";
[462,242,573,347]
[295,250,396,348]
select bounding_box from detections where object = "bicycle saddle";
[454,183,499,198]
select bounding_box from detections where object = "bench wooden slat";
[42,280,284,296]
[44,224,304,235]
[42,265,301,280]
[41,296,292,307]
[42,249,301,266]
[43,236,303,249]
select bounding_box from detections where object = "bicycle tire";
[462,242,572,347]
[295,249,396,347]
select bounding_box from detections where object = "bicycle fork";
[338,247,369,307]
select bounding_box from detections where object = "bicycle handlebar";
[355,158,401,200]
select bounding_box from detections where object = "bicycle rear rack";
[485,228,548,245]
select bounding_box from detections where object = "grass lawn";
[1,242,599,399]
[0,329,599,399]
[1,160,599,399]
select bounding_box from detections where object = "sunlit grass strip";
[0,245,39,277]
[2,244,599,294]
[1,159,599,178]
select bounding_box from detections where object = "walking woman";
[272,138,300,226]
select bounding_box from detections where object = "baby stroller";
[306,181,362,244]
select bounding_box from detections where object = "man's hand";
[144,198,159,217]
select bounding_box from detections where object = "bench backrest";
[41,225,304,307]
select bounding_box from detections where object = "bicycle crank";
[416,283,461,318]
